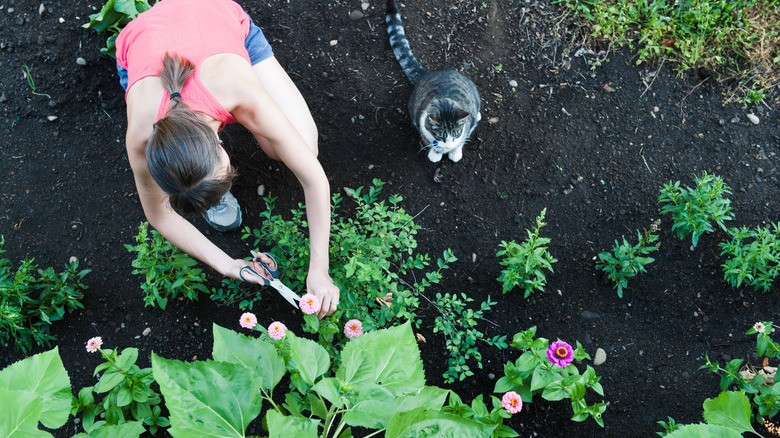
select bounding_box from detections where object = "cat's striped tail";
[386,0,427,85]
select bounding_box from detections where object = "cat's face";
[420,102,471,154]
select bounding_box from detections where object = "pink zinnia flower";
[344,319,363,338]
[268,321,287,340]
[501,391,523,414]
[239,312,258,329]
[299,294,321,315]
[754,322,766,333]
[86,336,102,353]
[547,340,574,367]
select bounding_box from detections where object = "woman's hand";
[307,268,339,319]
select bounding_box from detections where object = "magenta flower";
[547,340,574,367]
[239,312,258,329]
[268,321,287,340]
[85,336,102,353]
[754,322,766,334]
[299,294,321,315]
[344,319,363,338]
[501,391,523,414]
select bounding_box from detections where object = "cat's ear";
[455,108,470,121]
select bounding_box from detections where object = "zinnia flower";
[299,293,321,315]
[85,336,102,353]
[268,321,287,340]
[754,322,766,333]
[547,340,574,367]
[239,312,258,329]
[501,391,523,414]
[344,319,363,338]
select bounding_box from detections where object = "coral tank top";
[116,0,252,129]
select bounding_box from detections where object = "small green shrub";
[243,179,454,340]
[430,292,507,384]
[124,221,209,310]
[596,220,660,298]
[701,321,780,425]
[82,0,151,57]
[73,339,168,435]
[720,222,780,292]
[210,277,262,310]
[496,208,557,298]
[0,237,90,353]
[658,171,733,248]
[494,326,606,426]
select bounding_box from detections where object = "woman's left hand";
[306,269,339,319]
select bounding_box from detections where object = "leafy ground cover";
[1,0,779,436]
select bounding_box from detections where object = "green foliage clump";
[658,171,733,248]
[496,208,557,298]
[0,237,90,353]
[124,221,209,310]
[82,0,151,57]
[720,222,780,292]
[658,391,760,437]
[243,179,454,334]
[209,277,262,310]
[72,345,168,435]
[494,326,606,426]
[700,321,780,426]
[596,220,660,298]
[553,0,780,103]
[431,292,508,384]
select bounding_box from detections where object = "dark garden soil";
[2,0,780,436]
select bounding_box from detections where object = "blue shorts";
[117,14,274,91]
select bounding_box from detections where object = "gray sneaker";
[203,192,242,232]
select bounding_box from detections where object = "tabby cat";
[386,0,481,163]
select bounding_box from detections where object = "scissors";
[239,251,301,308]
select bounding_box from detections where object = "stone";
[594,348,607,366]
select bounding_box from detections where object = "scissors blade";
[269,278,300,308]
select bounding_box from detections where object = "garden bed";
[1,0,779,436]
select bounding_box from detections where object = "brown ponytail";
[146,53,237,215]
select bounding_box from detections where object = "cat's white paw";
[427,150,443,163]
[448,148,463,162]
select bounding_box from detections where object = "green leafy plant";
[243,179,455,349]
[658,171,733,248]
[150,321,516,437]
[659,391,760,437]
[72,339,169,435]
[82,0,152,57]
[0,237,90,353]
[552,0,780,103]
[596,220,660,298]
[124,221,210,310]
[656,416,681,436]
[720,222,780,292]
[494,326,606,426]
[701,322,780,425]
[430,292,508,383]
[496,208,557,297]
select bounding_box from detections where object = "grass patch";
[553,0,780,104]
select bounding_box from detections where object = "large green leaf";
[266,410,319,438]
[337,322,424,395]
[287,332,330,386]
[343,383,396,428]
[212,323,285,391]
[0,347,71,429]
[71,421,145,438]
[395,387,449,413]
[0,388,51,438]
[151,354,263,438]
[665,423,744,438]
[386,410,494,438]
[702,391,754,434]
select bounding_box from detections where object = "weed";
[720,222,780,292]
[22,64,51,98]
[596,220,660,298]
[496,208,557,297]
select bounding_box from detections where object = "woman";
[116,0,339,318]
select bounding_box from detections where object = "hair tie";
[170,92,181,100]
